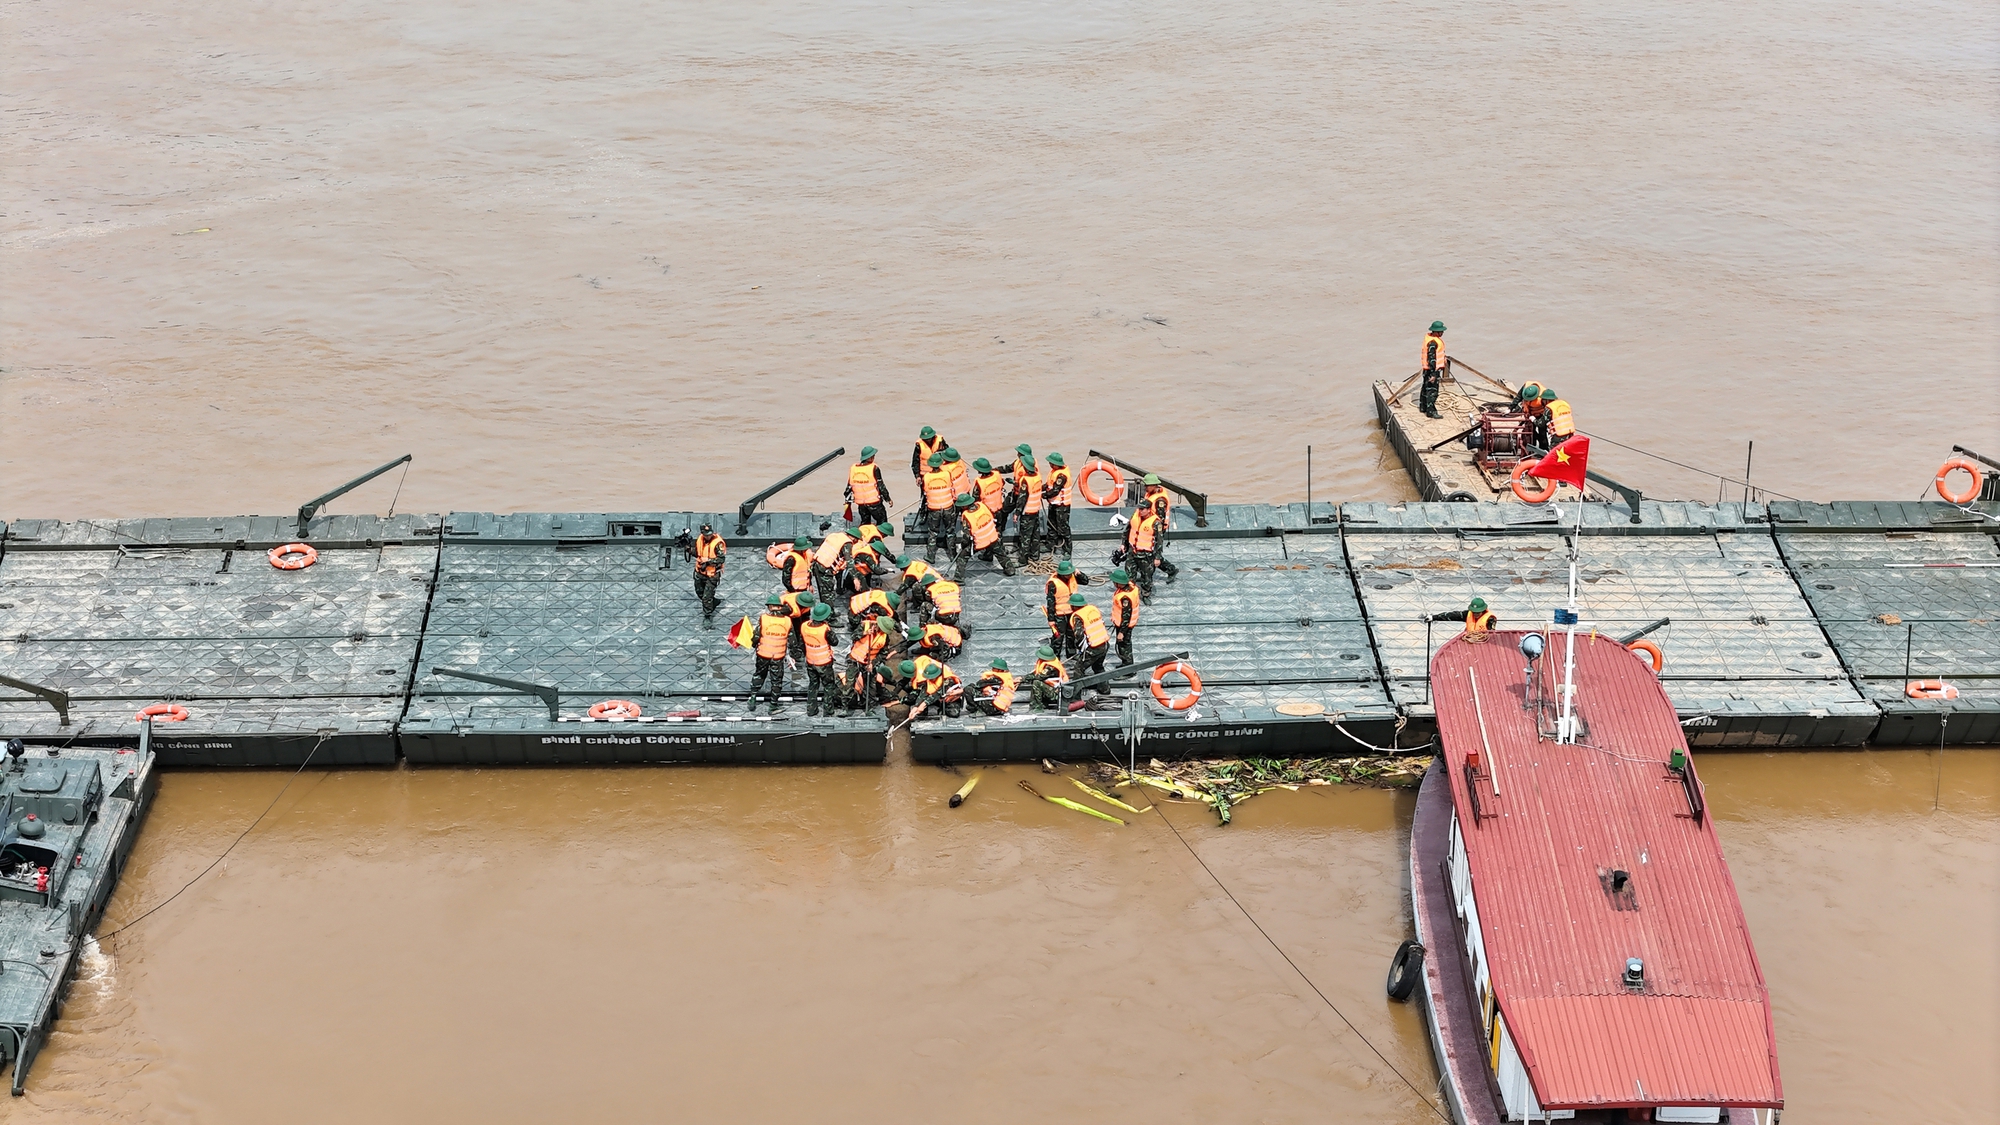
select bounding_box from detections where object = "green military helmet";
[1518,382,1543,401]
[973,457,992,472]
[928,452,944,468]
[766,593,783,606]
[954,493,975,507]
[811,603,832,621]
[885,591,902,607]
[1046,452,1065,467]
[1069,592,1087,607]
[1430,320,1446,333]
[860,445,877,459]
[1142,473,1161,486]
[1110,568,1130,583]
[899,659,917,675]
[877,522,895,536]
[1056,559,1074,576]
[796,592,816,606]
[920,426,936,440]
[845,525,863,537]
[943,447,962,462]
[1016,443,1033,456]
[990,659,1008,672]
[1037,645,1056,660]
[1470,597,1489,611]
[894,554,912,567]
[1019,455,1037,472]
[794,536,812,549]
[1540,388,1557,401]
[922,572,939,585]
[907,624,925,640]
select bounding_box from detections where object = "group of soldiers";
[697,430,1183,721]
[1418,320,1576,450]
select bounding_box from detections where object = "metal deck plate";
[1341,501,1878,747]
[1772,501,2000,744]
[399,513,888,764]
[0,516,437,765]
[911,507,1398,762]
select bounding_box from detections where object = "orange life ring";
[1077,459,1126,507]
[588,699,643,720]
[1627,639,1664,672]
[268,542,318,570]
[1509,462,1557,504]
[1905,680,1959,701]
[766,542,789,568]
[1934,458,1984,505]
[1149,660,1203,711]
[135,703,189,722]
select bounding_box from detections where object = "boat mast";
[1556,497,1586,743]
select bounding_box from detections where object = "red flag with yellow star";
[1527,436,1590,490]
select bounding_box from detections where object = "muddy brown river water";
[3,0,1997,1120]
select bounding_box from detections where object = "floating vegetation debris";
[1086,756,1432,825]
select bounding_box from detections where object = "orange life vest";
[979,670,1017,711]
[1015,466,1045,514]
[1466,610,1496,635]
[784,550,813,590]
[815,532,852,569]
[915,435,946,467]
[780,591,814,619]
[849,628,887,665]
[801,621,835,666]
[902,558,934,586]
[928,579,962,615]
[1546,399,1575,438]
[945,459,972,500]
[1112,585,1141,628]
[848,462,882,504]
[850,589,892,617]
[975,471,1005,513]
[1127,508,1158,552]
[1070,603,1109,648]
[922,623,963,650]
[1046,465,1073,506]
[961,504,998,549]
[1032,657,1067,683]
[922,467,955,511]
[1423,332,1446,373]
[755,613,792,658]
[856,523,888,546]
[1046,573,1080,619]
[694,533,726,575]
[1143,484,1171,524]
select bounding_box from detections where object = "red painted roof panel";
[1433,630,1782,1110]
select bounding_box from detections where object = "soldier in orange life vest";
[941,447,973,500]
[952,493,1016,579]
[798,604,839,716]
[1515,383,1548,451]
[920,572,963,629]
[845,447,892,527]
[1109,568,1142,667]
[848,586,900,640]
[1068,592,1110,682]
[749,593,793,713]
[1139,473,1180,585]
[1044,559,1087,655]
[1420,320,1451,419]
[1540,388,1575,442]
[1025,645,1068,711]
[973,659,1017,717]
[895,555,934,622]
[812,526,856,612]
[907,620,965,661]
[690,521,727,621]
[779,589,816,662]
[1042,452,1075,559]
[842,617,891,715]
[1427,596,1496,643]
[1123,503,1162,602]
[1007,445,1046,561]
[920,452,956,563]
[971,458,1006,516]
[911,426,947,486]
[779,536,815,594]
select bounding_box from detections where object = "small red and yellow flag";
[726,616,756,649]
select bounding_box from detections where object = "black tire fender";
[1440,490,1479,503]
[1386,938,1425,1001]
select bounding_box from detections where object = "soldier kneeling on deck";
[1426,597,1496,643]
[973,659,1017,716]
[1026,646,1068,711]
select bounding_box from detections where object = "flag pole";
[1557,461,1586,744]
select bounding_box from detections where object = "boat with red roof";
[1394,498,1783,1124]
